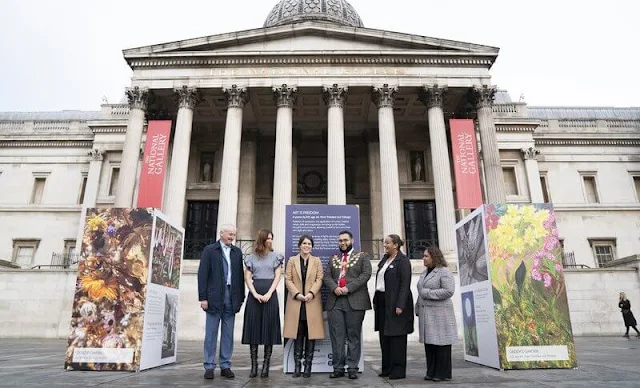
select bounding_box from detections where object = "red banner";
[137,120,171,208]
[450,119,483,209]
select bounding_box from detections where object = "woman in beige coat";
[283,235,325,378]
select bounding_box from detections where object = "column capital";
[88,148,104,161]
[273,84,298,108]
[472,84,497,109]
[323,84,349,108]
[125,86,149,110]
[372,84,398,109]
[175,86,199,110]
[223,85,249,108]
[419,85,448,109]
[522,147,541,160]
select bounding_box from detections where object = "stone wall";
[1,266,638,340]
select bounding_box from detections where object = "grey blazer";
[323,251,372,311]
[415,266,458,345]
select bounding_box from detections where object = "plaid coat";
[415,266,457,345]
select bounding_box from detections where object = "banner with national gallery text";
[449,119,483,209]
[64,208,184,372]
[137,121,172,208]
[283,205,364,374]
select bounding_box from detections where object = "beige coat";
[283,255,325,340]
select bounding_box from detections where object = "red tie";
[339,253,348,287]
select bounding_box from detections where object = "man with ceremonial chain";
[323,230,372,379]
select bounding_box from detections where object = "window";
[540,175,550,203]
[109,167,120,196]
[502,167,519,196]
[633,176,640,202]
[30,177,47,204]
[78,174,88,204]
[582,175,599,204]
[64,240,77,256]
[12,239,40,267]
[589,239,616,267]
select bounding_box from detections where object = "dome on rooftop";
[264,0,364,28]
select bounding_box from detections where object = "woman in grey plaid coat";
[415,246,457,381]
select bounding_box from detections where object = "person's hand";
[334,287,342,296]
[200,301,208,311]
[252,291,264,303]
[262,291,273,303]
[296,294,306,302]
[395,308,403,315]
[305,293,314,302]
[340,287,349,295]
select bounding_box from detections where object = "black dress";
[619,300,637,327]
[242,253,283,345]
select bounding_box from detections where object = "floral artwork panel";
[65,208,153,371]
[486,203,577,369]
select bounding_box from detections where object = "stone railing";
[110,104,130,116]
[0,120,91,133]
[492,103,527,117]
[606,120,640,129]
[33,121,71,131]
[0,121,23,132]
[559,119,597,128]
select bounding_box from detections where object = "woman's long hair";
[426,246,448,268]
[254,229,273,257]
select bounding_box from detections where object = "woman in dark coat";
[373,234,414,380]
[619,292,640,338]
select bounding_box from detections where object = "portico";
[113,5,510,262]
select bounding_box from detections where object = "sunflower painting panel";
[65,208,154,371]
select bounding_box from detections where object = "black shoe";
[424,375,433,380]
[378,372,389,377]
[220,368,235,379]
[348,371,358,379]
[432,377,443,381]
[389,375,405,380]
[204,369,214,379]
[302,339,315,378]
[623,333,630,338]
[249,345,259,378]
[261,345,272,378]
[293,338,303,378]
[329,370,345,378]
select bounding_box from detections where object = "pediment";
[123,21,499,66]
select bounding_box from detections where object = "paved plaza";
[0,336,639,387]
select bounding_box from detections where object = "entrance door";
[403,200,438,260]
[184,201,219,260]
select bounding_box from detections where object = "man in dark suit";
[323,230,372,379]
[198,224,245,380]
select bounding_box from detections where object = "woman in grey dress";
[242,229,283,378]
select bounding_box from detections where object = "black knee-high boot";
[261,345,273,378]
[249,345,259,378]
[303,339,315,378]
[293,338,304,378]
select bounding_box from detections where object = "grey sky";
[0,0,637,112]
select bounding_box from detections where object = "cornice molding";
[496,126,536,133]
[535,139,640,146]
[0,141,93,148]
[128,56,495,69]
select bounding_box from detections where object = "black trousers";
[375,292,408,378]
[425,344,452,380]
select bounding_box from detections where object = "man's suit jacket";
[197,240,245,314]
[323,250,372,311]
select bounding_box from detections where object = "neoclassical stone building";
[1,0,639,271]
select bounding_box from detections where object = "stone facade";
[0,2,639,341]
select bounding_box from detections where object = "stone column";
[323,84,348,205]
[473,85,506,204]
[237,129,257,240]
[292,129,301,204]
[215,85,249,230]
[271,85,298,253]
[420,85,457,254]
[76,148,104,248]
[522,147,545,203]
[164,86,198,225]
[372,84,403,238]
[115,86,148,207]
[367,130,383,244]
